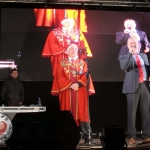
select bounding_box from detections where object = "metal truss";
[0,0,150,9]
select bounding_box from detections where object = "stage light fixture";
[100,125,127,149]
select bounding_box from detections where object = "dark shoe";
[85,138,93,145]
[78,138,92,147]
[128,138,135,144]
[79,143,91,147]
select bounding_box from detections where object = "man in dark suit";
[116,19,150,60]
[119,36,150,144]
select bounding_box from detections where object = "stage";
[77,136,150,150]
[0,96,149,150]
[1,136,150,150]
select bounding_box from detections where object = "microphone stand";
[78,46,92,147]
[77,11,92,147]
[85,49,92,146]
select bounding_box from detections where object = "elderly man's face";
[127,37,139,53]
[124,20,136,30]
[62,21,74,29]
[68,45,78,58]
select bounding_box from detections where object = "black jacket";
[0,77,25,104]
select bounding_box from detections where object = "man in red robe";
[51,44,95,146]
[42,18,92,76]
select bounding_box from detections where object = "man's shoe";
[142,138,150,144]
[85,138,93,145]
[78,138,92,147]
[128,138,135,144]
[84,138,93,144]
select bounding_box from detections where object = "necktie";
[71,59,75,65]
[135,54,144,83]
[66,30,70,36]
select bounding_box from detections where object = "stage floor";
[76,135,150,150]
[1,136,150,150]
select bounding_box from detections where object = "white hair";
[65,44,78,54]
[124,19,136,29]
[61,18,75,25]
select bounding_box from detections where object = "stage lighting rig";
[0,0,150,9]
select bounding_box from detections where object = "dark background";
[0,8,148,133]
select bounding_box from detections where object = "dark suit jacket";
[116,30,150,60]
[119,52,150,94]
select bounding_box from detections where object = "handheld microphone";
[131,46,136,53]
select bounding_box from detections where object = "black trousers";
[126,82,150,140]
[80,121,92,140]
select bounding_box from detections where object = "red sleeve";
[78,61,95,95]
[42,31,66,57]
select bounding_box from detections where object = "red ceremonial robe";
[42,28,92,76]
[51,58,95,125]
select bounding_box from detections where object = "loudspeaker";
[100,125,127,149]
[6,111,80,150]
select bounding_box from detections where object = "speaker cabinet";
[6,111,80,150]
[100,125,127,149]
